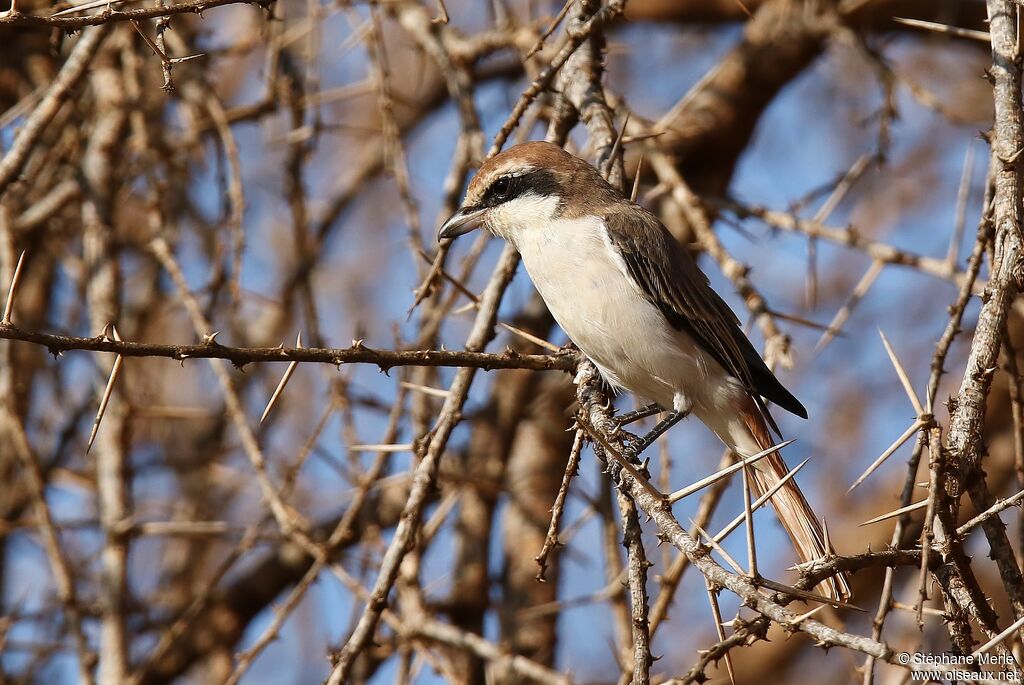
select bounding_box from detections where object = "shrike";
[438,141,850,600]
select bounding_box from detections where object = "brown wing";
[602,208,807,427]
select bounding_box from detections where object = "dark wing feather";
[603,209,807,427]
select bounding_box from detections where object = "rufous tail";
[713,398,851,602]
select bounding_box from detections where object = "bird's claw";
[619,431,645,464]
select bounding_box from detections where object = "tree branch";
[0,323,577,373]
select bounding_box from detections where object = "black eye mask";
[477,169,561,209]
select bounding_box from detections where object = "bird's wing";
[602,208,807,424]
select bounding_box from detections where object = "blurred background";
[0,0,1016,683]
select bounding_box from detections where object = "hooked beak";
[438,206,485,242]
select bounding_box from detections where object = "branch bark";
[944,0,1024,625]
[0,323,576,372]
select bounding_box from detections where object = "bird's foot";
[619,409,688,462]
[614,402,663,429]
[619,431,647,464]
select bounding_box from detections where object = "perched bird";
[438,141,850,601]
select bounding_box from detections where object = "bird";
[437,140,851,601]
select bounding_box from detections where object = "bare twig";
[325,245,522,685]
[0,323,577,373]
[0,0,268,28]
[0,27,109,194]
[535,428,584,581]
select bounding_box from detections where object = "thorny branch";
[0,322,577,372]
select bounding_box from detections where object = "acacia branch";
[325,245,522,684]
[0,323,577,373]
[0,0,269,29]
[947,0,1024,494]
[575,362,1008,685]
[944,0,1024,628]
[0,26,109,195]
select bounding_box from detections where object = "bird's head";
[437,141,616,243]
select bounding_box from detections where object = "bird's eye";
[491,176,512,200]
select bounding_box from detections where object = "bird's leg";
[622,409,686,462]
[612,402,663,464]
[615,402,663,427]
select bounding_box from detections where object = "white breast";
[509,214,725,413]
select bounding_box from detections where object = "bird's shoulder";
[599,204,738,325]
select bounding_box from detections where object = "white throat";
[485,193,562,244]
